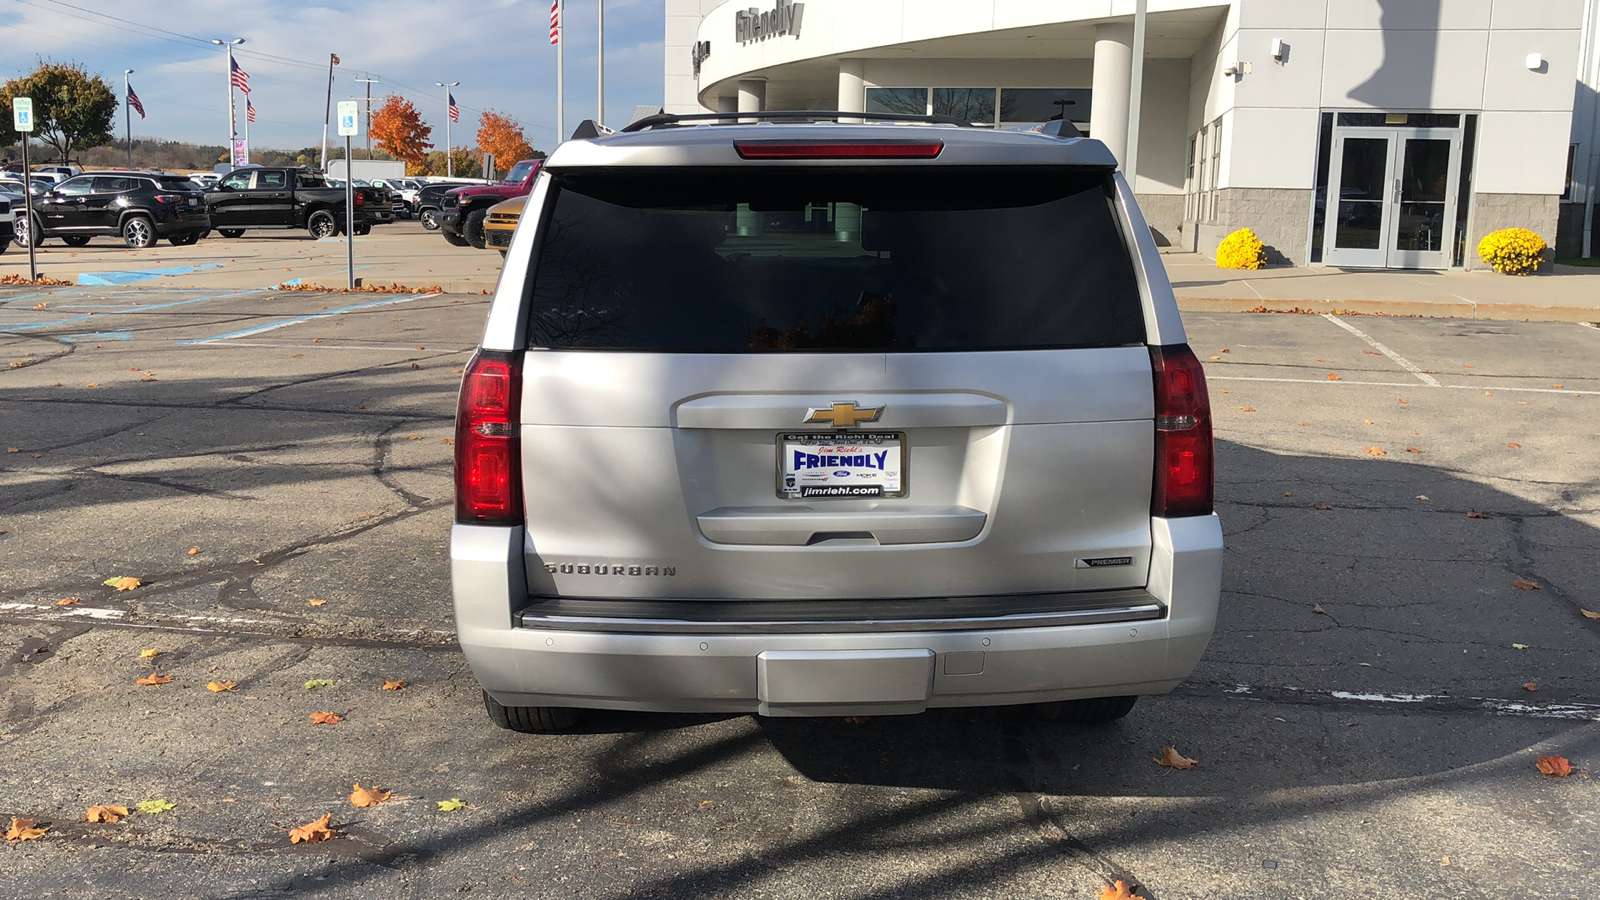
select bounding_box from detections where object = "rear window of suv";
[525,166,1144,352]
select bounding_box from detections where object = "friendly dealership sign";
[735,0,803,43]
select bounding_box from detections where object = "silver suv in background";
[452,112,1222,732]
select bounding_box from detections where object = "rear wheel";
[482,690,580,734]
[354,222,372,236]
[168,232,200,246]
[1033,695,1138,724]
[61,235,91,247]
[497,249,507,258]
[440,228,470,247]
[307,210,337,240]
[462,208,488,249]
[121,215,156,249]
[217,228,245,239]
[419,208,440,231]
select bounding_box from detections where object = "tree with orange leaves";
[370,94,433,171]
[475,110,538,174]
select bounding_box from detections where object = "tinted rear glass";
[526,167,1144,352]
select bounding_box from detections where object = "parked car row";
[432,159,542,251]
[9,167,401,249]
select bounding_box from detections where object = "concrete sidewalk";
[1164,252,1600,322]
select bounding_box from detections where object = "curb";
[1176,295,1600,324]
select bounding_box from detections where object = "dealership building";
[665,0,1600,269]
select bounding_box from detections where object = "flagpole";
[321,53,336,171]
[436,81,459,177]
[243,101,250,163]
[556,0,564,141]
[211,38,245,163]
[597,0,604,127]
[124,69,133,170]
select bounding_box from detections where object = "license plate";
[187,198,198,206]
[777,432,905,499]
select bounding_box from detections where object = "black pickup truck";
[206,166,370,239]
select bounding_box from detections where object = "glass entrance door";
[1323,126,1461,269]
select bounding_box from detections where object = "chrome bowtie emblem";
[804,401,884,428]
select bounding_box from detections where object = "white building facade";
[665,0,1600,268]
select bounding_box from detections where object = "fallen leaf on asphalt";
[1313,502,1334,511]
[1153,747,1198,769]
[699,800,715,809]
[1507,442,1521,449]
[31,302,47,310]
[1467,511,1494,519]
[405,434,423,440]
[289,813,337,844]
[382,680,407,691]
[1364,446,1386,456]
[1406,447,1424,454]
[1523,683,1538,692]
[85,805,128,824]
[310,711,343,725]
[56,597,80,607]
[349,784,391,807]
[1553,383,1563,388]
[5,817,48,841]
[103,576,142,591]
[1512,643,1530,650]
[1232,406,1255,412]
[5,447,17,452]
[206,681,237,693]
[1283,492,1294,497]
[304,679,334,690]
[1327,374,1341,381]
[187,547,200,556]
[1462,364,1475,369]
[1513,579,1542,591]
[441,438,454,445]
[135,799,174,814]
[1417,495,1429,500]
[1099,881,1141,900]
[1219,388,1230,393]
[842,715,871,725]
[1208,356,1221,361]
[1397,398,1407,404]
[1363,419,1374,425]
[1363,350,1380,356]
[1219,348,1230,354]
[85,382,98,388]
[140,648,159,658]
[307,598,326,607]
[135,672,172,686]
[1535,755,1573,777]
[1484,391,1492,396]
[1298,421,1309,426]
[410,363,422,370]
[1311,604,1326,614]
[1580,609,1600,620]
[437,798,466,812]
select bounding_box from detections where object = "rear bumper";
[452,516,1223,716]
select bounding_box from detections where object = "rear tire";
[218,228,245,239]
[1033,695,1138,724]
[419,208,440,231]
[168,233,200,246]
[355,222,371,236]
[307,210,337,240]
[462,208,487,250]
[121,215,156,249]
[440,228,470,247]
[62,235,91,247]
[482,690,580,733]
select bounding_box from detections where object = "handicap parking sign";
[12,97,34,132]
[337,100,359,136]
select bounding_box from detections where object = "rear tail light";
[354,191,365,206]
[454,350,524,525]
[1150,344,1214,517]
[154,194,182,204]
[734,140,944,160]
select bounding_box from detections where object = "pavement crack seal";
[372,421,433,508]
[1015,793,1148,898]
[1184,682,1600,720]
[1,331,76,368]
[72,465,261,502]
[0,600,457,647]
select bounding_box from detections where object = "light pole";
[211,37,245,159]
[356,74,380,159]
[124,69,134,170]
[435,81,459,176]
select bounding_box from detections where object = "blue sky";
[1,0,666,152]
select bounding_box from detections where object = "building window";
[1208,117,1223,223]
[865,87,930,117]
[1563,144,1577,201]
[1185,135,1197,221]
[932,88,996,125]
[998,88,1092,131]
[1195,126,1208,224]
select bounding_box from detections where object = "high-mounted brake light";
[454,350,524,525]
[734,140,944,160]
[1150,344,1214,518]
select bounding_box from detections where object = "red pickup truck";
[438,159,542,249]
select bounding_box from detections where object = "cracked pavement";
[1,289,1597,898]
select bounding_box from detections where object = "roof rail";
[619,110,970,133]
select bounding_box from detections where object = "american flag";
[246,99,256,124]
[549,0,560,45]
[448,92,459,123]
[126,82,145,119]
[230,57,250,94]
[331,53,340,66]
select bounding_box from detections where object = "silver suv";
[452,112,1222,732]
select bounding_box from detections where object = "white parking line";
[1209,374,1600,396]
[1218,683,1600,721]
[176,292,438,345]
[1321,313,1442,386]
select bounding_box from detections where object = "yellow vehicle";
[482,195,525,257]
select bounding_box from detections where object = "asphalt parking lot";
[1,288,1598,899]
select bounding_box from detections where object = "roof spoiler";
[619,110,970,133]
[569,119,616,140]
